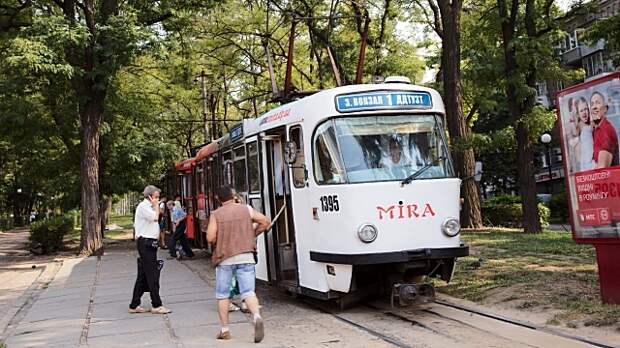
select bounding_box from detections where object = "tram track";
[431,299,617,348]
[305,297,617,348]
[302,299,416,348]
[179,253,615,347]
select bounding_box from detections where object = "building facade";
[535,0,620,197]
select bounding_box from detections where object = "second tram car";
[170,77,469,304]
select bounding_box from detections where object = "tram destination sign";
[335,91,432,113]
[229,123,244,142]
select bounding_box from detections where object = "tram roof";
[194,142,218,162]
[243,82,445,136]
[175,157,195,172]
[189,82,445,158]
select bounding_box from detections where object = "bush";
[29,216,74,254]
[482,195,550,228]
[547,191,569,222]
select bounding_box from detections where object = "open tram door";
[260,128,299,291]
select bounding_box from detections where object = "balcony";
[562,47,582,65]
[580,40,606,57]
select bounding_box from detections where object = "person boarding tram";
[207,185,271,343]
[168,199,195,259]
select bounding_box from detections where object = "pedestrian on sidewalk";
[158,195,169,249]
[128,185,171,315]
[207,185,271,343]
[165,200,175,247]
[169,199,195,260]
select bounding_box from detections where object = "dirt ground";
[438,229,620,344]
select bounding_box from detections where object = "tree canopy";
[0,0,598,239]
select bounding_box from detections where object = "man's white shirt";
[134,199,159,239]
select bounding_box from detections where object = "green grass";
[108,214,133,230]
[66,215,133,242]
[67,228,81,242]
[103,230,130,239]
[436,229,620,328]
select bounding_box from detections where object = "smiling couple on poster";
[565,91,619,172]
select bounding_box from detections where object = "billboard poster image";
[558,73,620,240]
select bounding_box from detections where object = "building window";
[583,52,605,78]
[536,82,548,97]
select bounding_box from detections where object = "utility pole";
[197,70,210,143]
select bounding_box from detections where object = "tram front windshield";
[313,114,453,184]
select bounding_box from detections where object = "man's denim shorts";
[215,263,256,300]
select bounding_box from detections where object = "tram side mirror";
[284,141,297,165]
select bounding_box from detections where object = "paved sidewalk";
[0,228,30,258]
[3,250,273,348]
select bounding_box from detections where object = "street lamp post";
[540,133,553,194]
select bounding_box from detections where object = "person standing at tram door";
[158,196,168,249]
[168,200,195,260]
[129,185,171,314]
[207,185,271,342]
[165,200,175,248]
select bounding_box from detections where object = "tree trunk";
[99,195,112,237]
[498,0,542,233]
[437,0,483,228]
[79,93,105,255]
[519,0,542,233]
[515,122,541,232]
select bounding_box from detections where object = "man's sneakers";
[228,302,241,312]
[216,329,232,340]
[253,316,264,343]
[151,306,172,314]
[129,306,171,314]
[128,306,147,314]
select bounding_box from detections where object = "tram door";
[261,129,299,288]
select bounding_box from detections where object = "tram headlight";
[442,218,461,237]
[357,224,378,243]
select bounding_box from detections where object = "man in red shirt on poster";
[591,91,619,168]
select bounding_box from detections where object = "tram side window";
[196,164,204,194]
[313,121,346,184]
[209,158,220,210]
[222,151,233,187]
[289,126,306,188]
[247,142,260,193]
[233,146,247,193]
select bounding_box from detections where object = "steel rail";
[433,299,617,348]
[302,299,414,348]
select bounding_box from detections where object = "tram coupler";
[390,283,436,307]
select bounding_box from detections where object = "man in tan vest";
[207,185,271,343]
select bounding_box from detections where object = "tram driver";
[379,135,411,179]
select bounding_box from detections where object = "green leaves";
[585,13,620,66]
[520,104,556,142]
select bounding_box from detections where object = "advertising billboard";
[557,73,620,242]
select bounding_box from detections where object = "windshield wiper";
[401,156,446,186]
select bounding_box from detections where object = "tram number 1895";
[319,195,340,212]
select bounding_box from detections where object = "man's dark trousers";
[169,220,195,258]
[130,237,162,309]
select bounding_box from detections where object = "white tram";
[176,77,469,304]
